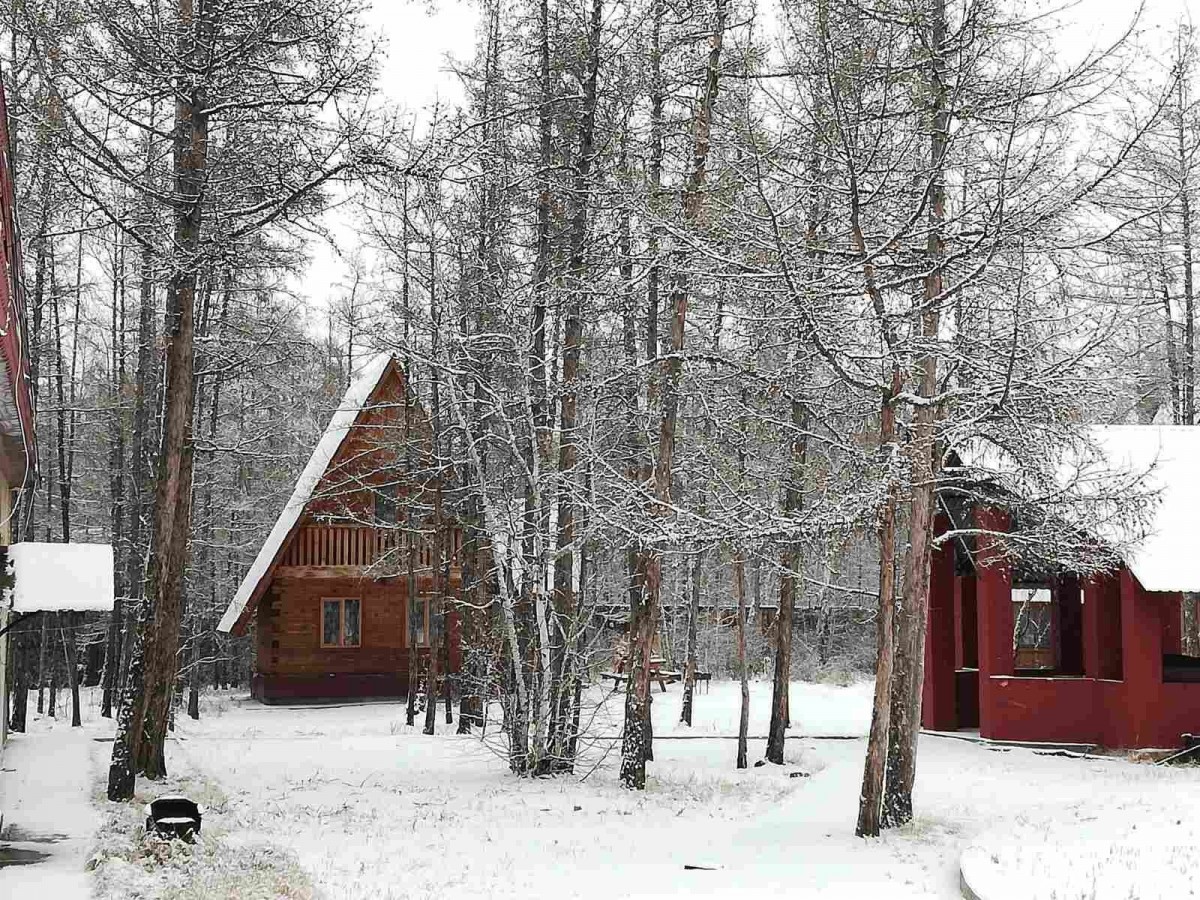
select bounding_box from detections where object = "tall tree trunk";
[187,615,200,720]
[109,0,207,800]
[424,240,446,739]
[62,614,81,727]
[622,0,728,790]
[766,399,807,764]
[881,0,949,829]
[853,289,906,830]
[734,549,749,769]
[10,679,27,732]
[36,612,47,714]
[734,386,751,768]
[422,546,442,736]
[122,213,158,696]
[1178,65,1196,425]
[680,551,703,725]
[681,298,724,726]
[51,245,69,541]
[102,228,128,719]
[551,0,603,774]
[406,516,420,727]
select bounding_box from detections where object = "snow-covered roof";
[959,425,1200,593]
[8,542,114,613]
[217,354,396,634]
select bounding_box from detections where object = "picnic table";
[601,657,707,693]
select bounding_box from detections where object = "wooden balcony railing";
[282,524,463,570]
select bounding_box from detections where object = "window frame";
[374,483,399,526]
[1011,583,1053,652]
[320,597,362,649]
[408,594,431,648]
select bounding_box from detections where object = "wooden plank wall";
[257,574,461,678]
[280,525,463,569]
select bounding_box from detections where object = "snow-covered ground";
[10,679,1200,899]
[0,718,100,897]
[150,680,1200,898]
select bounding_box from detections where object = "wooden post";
[921,515,957,731]
[974,505,1012,739]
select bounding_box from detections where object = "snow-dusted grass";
[960,808,1200,900]
[88,758,317,900]
[21,679,1200,899]
[156,678,1200,899]
[170,681,853,899]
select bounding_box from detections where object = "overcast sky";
[298,0,1200,339]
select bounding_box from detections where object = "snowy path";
[0,723,104,898]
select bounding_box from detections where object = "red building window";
[322,598,361,648]
[1012,584,1053,670]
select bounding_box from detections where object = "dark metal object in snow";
[144,795,203,840]
[1157,733,1200,766]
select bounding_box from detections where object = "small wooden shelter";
[924,426,1200,749]
[217,354,462,703]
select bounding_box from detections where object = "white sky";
[298,0,1200,338]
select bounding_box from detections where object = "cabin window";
[375,483,399,526]
[409,595,430,647]
[321,597,362,648]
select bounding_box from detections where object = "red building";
[217,355,463,703]
[0,74,37,750]
[924,426,1200,750]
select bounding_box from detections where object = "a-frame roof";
[217,353,398,636]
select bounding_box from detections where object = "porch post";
[1120,569,1161,746]
[922,513,957,731]
[1082,576,1103,679]
[974,504,1012,739]
[1057,574,1083,676]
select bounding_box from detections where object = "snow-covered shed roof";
[8,542,114,613]
[958,425,1200,594]
[217,353,397,635]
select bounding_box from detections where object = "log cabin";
[217,354,463,703]
[924,426,1200,749]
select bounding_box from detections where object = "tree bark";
[109,0,207,799]
[622,0,727,790]
[62,614,81,727]
[766,398,807,764]
[680,551,703,725]
[1178,62,1196,425]
[734,549,749,769]
[187,617,200,721]
[881,0,949,829]
[36,613,47,714]
[550,0,603,774]
[121,187,160,700]
[102,227,128,719]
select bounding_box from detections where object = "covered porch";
[923,506,1200,750]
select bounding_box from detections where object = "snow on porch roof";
[958,425,1200,594]
[217,353,395,635]
[8,542,115,613]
